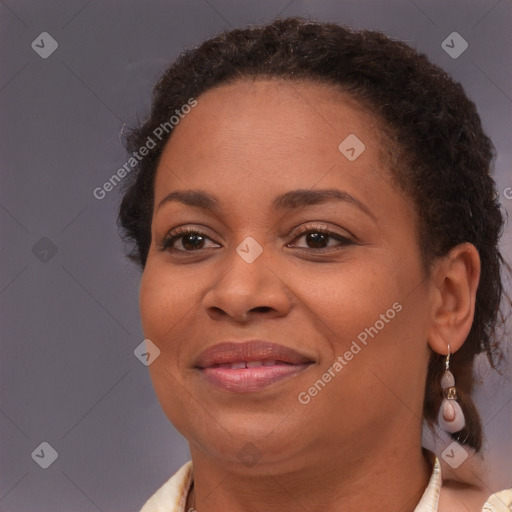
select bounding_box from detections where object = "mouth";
[194,340,314,392]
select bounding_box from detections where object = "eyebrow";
[157,188,375,219]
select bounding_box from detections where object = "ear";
[427,243,481,355]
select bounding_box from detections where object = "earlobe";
[427,242,481,355]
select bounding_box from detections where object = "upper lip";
[194,340,314,368]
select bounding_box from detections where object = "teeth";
[213,360,281,369]
[246,360,263,368]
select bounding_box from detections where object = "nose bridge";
[202,235,291,321]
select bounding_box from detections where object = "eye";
[157,227,221,253]
[157,224,354,254]
[287,225,354,251]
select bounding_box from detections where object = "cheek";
[292,261,402,346]
[294,255,427,381]
[139,262,196,432]
[139,260,197,341]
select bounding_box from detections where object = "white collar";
[414,457,442,512]
[139,456,512,511]
[140,457,443,512]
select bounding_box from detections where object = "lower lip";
[199,364,311,392]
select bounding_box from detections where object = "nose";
[202,244,293,323]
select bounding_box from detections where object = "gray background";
[1,0,511,510]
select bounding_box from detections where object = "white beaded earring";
[437,344,466,433]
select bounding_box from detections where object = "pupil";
[307,233,327,248]
[183,234,204,250]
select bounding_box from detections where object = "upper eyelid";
[288,222,346,236]
[166,223,347,239]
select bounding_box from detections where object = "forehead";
[153,78,391,205]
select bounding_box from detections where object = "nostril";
[252,306,273,314]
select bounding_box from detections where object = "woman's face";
[139,79,433,471]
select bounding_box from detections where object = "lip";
[194,340,314,392]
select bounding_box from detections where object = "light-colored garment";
[139,457,512,512]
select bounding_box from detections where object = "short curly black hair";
[118,16,510,452]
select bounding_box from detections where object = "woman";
[118,17,512,512]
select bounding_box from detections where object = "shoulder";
[439,482,512,512]
[436,449,511,512]
[481,488,512,512]
[139,461,193,512]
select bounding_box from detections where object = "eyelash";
[157,225,354,254]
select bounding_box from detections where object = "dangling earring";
[437,344,466,433]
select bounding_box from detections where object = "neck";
[186,433,434,512]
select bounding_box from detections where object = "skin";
[139,78,483,512]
